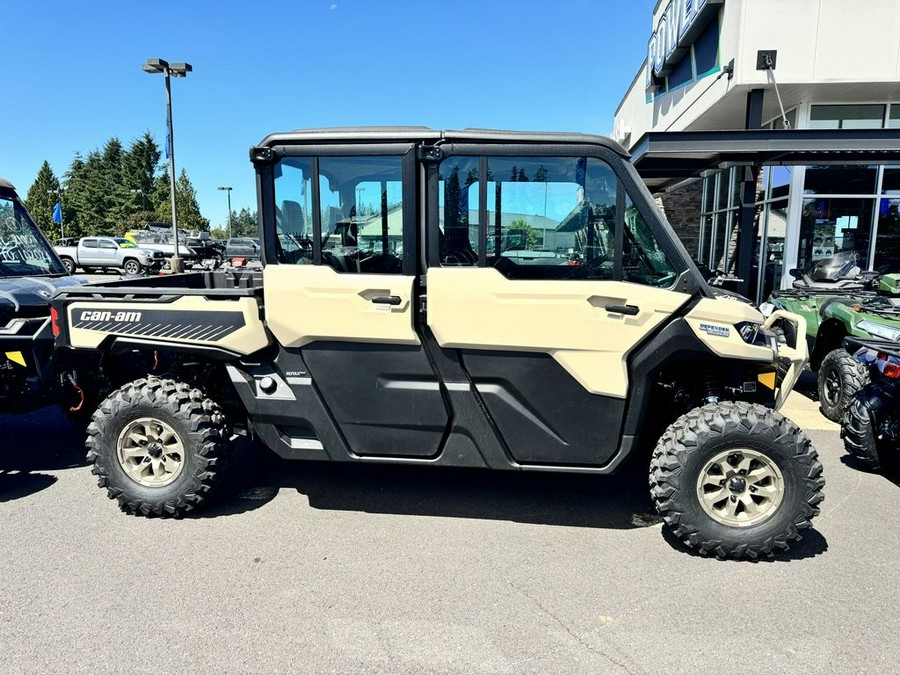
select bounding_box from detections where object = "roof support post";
[736,166,760,298]
[745,88,764,130]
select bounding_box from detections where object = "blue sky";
[1,0,655,230]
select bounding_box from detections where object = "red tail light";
[50,307,60,337]
[877,352,900,378]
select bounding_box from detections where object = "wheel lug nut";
[730,495,737,502]
[749,486,757,492]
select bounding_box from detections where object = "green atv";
[766,273,900,422]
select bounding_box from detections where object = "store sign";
[646,0,723,89]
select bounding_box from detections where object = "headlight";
[858,320,900,341]
[759,302,776,318]
[736,321,778,351]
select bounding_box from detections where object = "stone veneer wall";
[654,181,703,262]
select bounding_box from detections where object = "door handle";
[371,295,402,306]
[605,303,640,316]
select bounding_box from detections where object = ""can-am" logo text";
[78,310,143,322]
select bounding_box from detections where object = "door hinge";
[417,145,444,163]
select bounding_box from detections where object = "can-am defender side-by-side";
[0,178,99,420]
[52,129,824,558]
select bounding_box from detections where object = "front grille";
[152,252,164,258]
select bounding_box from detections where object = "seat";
[280,200,305,237]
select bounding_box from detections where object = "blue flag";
[52,202,62,223]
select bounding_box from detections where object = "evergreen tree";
[24,161,61,238]
[152,169,208,232]
[99,137,130,228]
[229,208,258,237]
[122,132,161,213]
[61,154,86,237]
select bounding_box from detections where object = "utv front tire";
[650,401,824,559]
[818,348,869,422]
[86,377,230,517]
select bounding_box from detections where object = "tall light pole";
[218,186,233,239]
[142,58,192,273]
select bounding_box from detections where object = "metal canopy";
[630,128,900,190]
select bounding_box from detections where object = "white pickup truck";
[54,237,166,275]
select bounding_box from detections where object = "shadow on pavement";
[0,407,87,503]
[196,447,654,530]
[840,454,900,488]
[661,525,828,562]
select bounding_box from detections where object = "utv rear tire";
[650,401,824,559]
[841,392,884,471]
[86,377,230,517]
[818,349,870,422]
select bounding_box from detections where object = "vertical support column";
[736,89,765,298]
[737,166,760,299]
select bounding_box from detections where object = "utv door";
[262,147,448,458]
[425,150,692,467]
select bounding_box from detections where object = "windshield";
[115,238,136,249]
[0,195,66,276]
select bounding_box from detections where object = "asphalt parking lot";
[1,387,898,675]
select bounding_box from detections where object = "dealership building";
[614,0,900,301]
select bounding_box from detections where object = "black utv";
[0,178,96,419]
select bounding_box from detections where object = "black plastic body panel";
[460,350,624,466]
[302,342,448,457]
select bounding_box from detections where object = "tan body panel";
[426,267,691,398]
[264,265,419,348]
[684,298,773,362]
[67,295,270,354]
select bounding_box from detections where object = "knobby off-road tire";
[86,377,230,517]
[841,391,883,471]
[818,348,870,422]
[650,401,825,559]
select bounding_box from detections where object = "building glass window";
[874,199,900,271]
[890,106,900,129]
[699,167,740,273]
[809,105,885,129]
[804,165,878,195]
[693,17,720,77]
[798,198,874,272]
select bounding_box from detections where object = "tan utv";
[52,128,823,558]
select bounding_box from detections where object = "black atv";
[840,336,900,471]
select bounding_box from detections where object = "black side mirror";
[789,268,803,279]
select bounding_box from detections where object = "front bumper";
[763,309,808,409]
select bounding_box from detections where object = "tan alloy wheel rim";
[696,448,785,528]
[116,417,186,488]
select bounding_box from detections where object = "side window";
[318,156,404,274]
[82,239,97,248]
[438,158,481,266]
[273,158,313,265]
[486,157,617,280]
[436,156,617,280]
[99,240,117,250]
[273,155,405,274]
[623,196,677,287]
